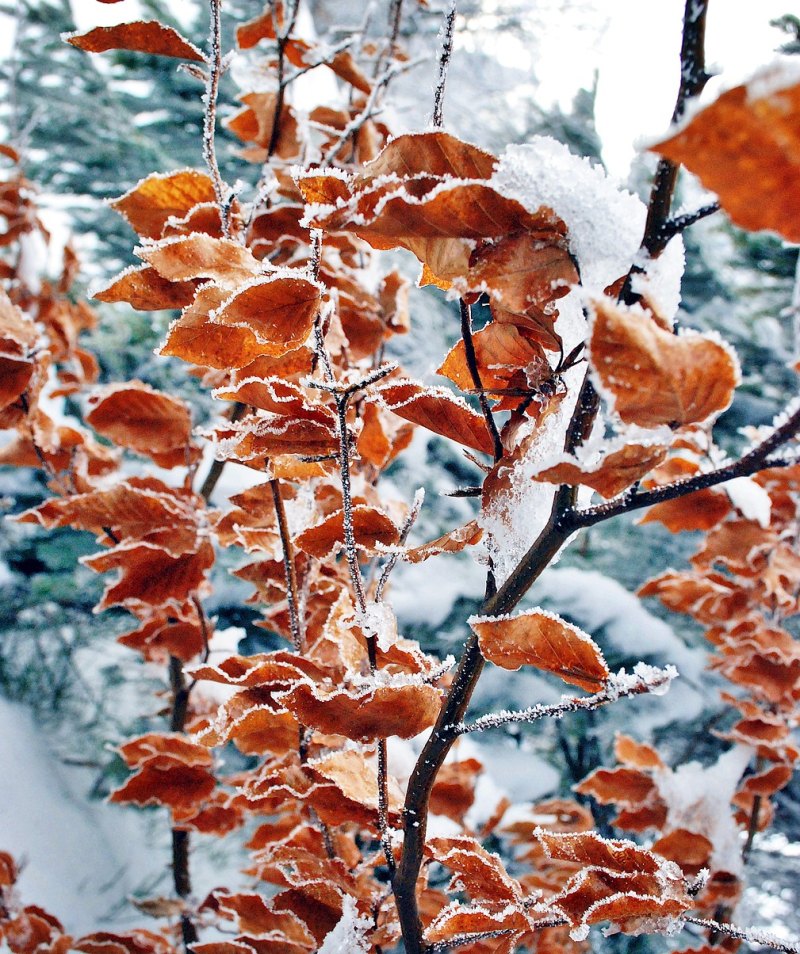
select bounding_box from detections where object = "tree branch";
[567,404,800,530]
[391,5,714,951]
[270,477,303,651]
[202,0,229,235]
[432,1,457,128]
[451,665,676,735]
[459,299,503,462]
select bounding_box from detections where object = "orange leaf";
[65,21,205,61]
[110,761,216,811]
[278,680,441,740]
[574,767,656,806]
[377,380,495,455]
[86,381,194,468]
[92,264,197,311]
[650,68,800,242]
[110,170,217,240]
[404,520,483,564]
[138,234,261,288]
[119,732,213,768]
[469,608,609,692]
[535,442,668,499]
[639,488,731,532]
[614,734,664,770]
[294,505,400,557]
[83,539,214,613]
[589,297,739,427]
[208,276,321,355]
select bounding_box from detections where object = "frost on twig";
[451,664,677,735]
[432,0,457,128]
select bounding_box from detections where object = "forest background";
[1,0,800,951]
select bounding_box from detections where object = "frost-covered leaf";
[65,21,205,61]
[589,298,739,427]
[650,63,800,242]
[377,380,496,455]
[110,170,217,240]
[86,381,196,468]
[469,608,609,692]
[535,442,668,499]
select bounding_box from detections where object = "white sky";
[0,0,793,179]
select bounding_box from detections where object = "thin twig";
[319,58,424,168]
[198,401,247,502]
[270,477,303,650]
[203,0,229,235]
[459,300,503,461]
[682,916,800,954]
[375,487,424,602]
[452,666,676,735]
[432,1,457,128]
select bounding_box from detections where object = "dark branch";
[459,300,503,461]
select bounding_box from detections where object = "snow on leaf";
[277,679,441,741]
[469,608,609,692]
[92,263,197,311]
[534,442,668,499]
[650,60,800,242]
[294,506,400,558]
[376,380,495,455]
[137,234,261,289]
[207,274,321,355]
[317,895,371,954]
[64,21,206,61]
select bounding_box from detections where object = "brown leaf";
[110,760,216,811]
[613,734,664,770]
[639,488,731,532]
[92,264,197,311]
[83,539,214,613]
[575,768,656,806]
[438,321,550,392]
[377,380,496,455]
[139,234,261,288]
[208,276,321,355]
[404,520,483,563]
[294,505,400,558]
[535,443,668,499]
[110,170,217,240]
[470,608,609,692]
[65,21,205,61]
[278,679,441,740]
[589,297,739,427]
[650,69,800,242]
[86,381,195,468]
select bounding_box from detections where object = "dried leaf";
[65,21,205,61]
[650,69,800,242]
[470,608,609,692]
[535,443,668,499]
[589,298,739,427]
[110,170,217,240]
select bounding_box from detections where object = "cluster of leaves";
[1,2,800,954]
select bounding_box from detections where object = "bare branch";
[681,917,800,954]
[202,0,229,235]
[271,477,304,651]
[452,665,676,735]
[375,487,425,602]
[432,1,457,128]
[459,299,503,462]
